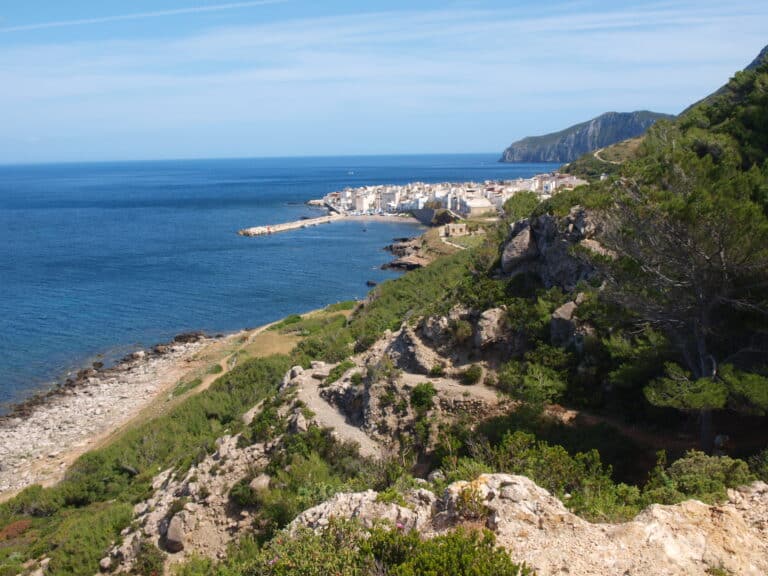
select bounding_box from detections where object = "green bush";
[503,191,540,222]
[410,383,437,416]
[350,372,363,386]
[44,503,133,576]
[133,541,166,576]
[366,526,532,576]
[325,360,355,385]
[460,365,483,385]
[644,450,754,504]
[207,364,224,375]
[450,319,473,345]
[496,361,566,404]
[748,448,768,481]
[348,250,471,350]
[199,520,531,576]
[429,364,445,377]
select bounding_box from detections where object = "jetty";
[238,213,344,237]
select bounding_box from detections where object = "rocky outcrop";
[473,307,509,349]
[291,473,768,576]
[382,237,430,271]
[106,434,272,572]
[500,111,673,163]
[500,206,609,290]
[385,324,443,375]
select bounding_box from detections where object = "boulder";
[500,209,599,290]
[165,514,185,553]
[421,315,450,345]
[550,301,578,346]
[99,556,112,571]
[249,474,271,492]
[474,307,509,348]
[385,325,442,375]
[501,220,539,273]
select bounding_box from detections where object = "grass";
[595,136,644,163]
[172,377,203,397]
[448,235,486,250]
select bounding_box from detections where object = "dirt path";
[593,147,622,164]
[294,371,380,458]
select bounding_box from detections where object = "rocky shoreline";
[0,333,212,498]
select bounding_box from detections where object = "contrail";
[0,0,287,33]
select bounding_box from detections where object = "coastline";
[0,323,281,501]
[0,217,425,501]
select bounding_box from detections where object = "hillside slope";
[499,111,672,163]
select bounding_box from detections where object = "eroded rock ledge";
[291,474,768,576]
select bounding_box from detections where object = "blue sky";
[0,1,766,163]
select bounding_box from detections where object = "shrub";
[503,191,540,222]
[450,319,473,345]
[350,372,363,386]
[460,365,483,386]
[429,364,445,377]
[133,541,166,576]
[367,527,533,576]
[496,361,566,404]
[645,450,754,504]
[206,364,224,375]
[326,360,355,385]
[218,520,532,576]
[748,448,768,481]
[454,485,487,520]
[410,383,437,416]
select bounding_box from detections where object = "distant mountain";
[681,43,768,114]
[499,111,674,163]
[745,44,768,71]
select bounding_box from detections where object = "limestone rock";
[385,324,441,375]
[165,514,185,553]
[500,207,599,290]
[474,307,509,348]
[290,474,768,576]
[550,301,578,346]
[501,220,539,273]
[249,473,271,492]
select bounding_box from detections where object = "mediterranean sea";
[0,155,557,410]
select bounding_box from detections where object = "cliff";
[499,111,673,163]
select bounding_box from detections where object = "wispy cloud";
[0,0,766,162]
[0,0,286,33]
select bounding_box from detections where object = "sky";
[0,1,766,164]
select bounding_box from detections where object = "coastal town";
[239,172,588,236]
[319,172,588,217]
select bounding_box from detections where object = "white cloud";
[0,1,287,33]
[0,1,766,161]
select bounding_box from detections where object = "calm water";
[0,155,556,408]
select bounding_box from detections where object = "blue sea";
[0,155,556,409]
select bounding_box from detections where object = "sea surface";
[0,155,557,409]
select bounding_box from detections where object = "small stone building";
[443,222,469,237]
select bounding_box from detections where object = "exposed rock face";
[474,307,509,349]
[500,206,607,290]
[385,324,442,375]
[165,514,185,553]
[292,474,768,576]
[499,111,673,163]
[107,434,271,572]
